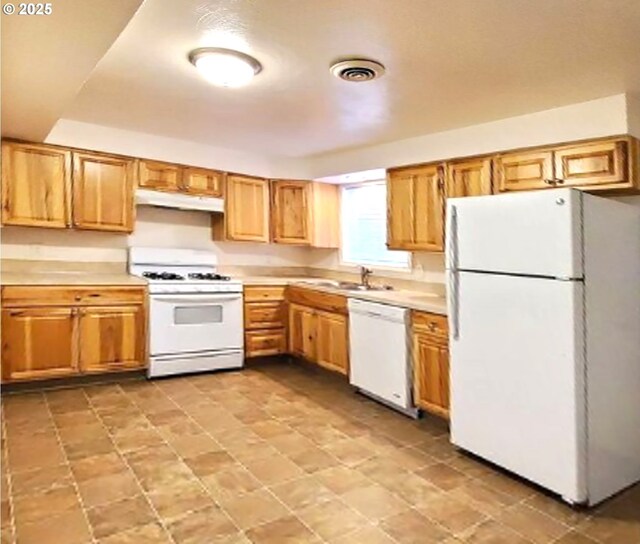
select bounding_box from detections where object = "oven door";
[149,293,243,356]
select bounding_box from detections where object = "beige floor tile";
[416,493,487,534]
[315,465,369,495]
[57,423,110,445]
[98,522,171,544]
[132,460,196,493]
[267,433,315,456]
[8,440,66,472]
[219,488,289,530]
[341,483,408,521]
[70,452,128,482]
[416,463,469,491]
[244,453,304,485]
[12,484,80,525]
[383,473,443,506]
[460,519,534,544]
[448,479,519,517]
[245,515,320,543]
[166,433,221,458]
[382,446,437,471]
[357,456,411,488]
[63,437,115,461]
[380,509,450,543]
[297,499,368,541]
[15,508,91,544]
[249,420,292,439]
[200,465,263,500]
[270,475,335,511]
[322,438,376,467]
[147,480,213,521]
[497,503,571,544]
[10,464,72,497]
[577,513,640,544]
[329,524,397,544]
[87,495,156,539]
[166,505,238,543]
[524,494,590,527]
[289,446,340,473]
[77,470,140,508]
[553,532,600,544]
[111,427,165,452]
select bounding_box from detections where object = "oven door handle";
[152,295,241,304]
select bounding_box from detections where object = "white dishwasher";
[348,299,418,417]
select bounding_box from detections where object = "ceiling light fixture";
[188,47,262,88]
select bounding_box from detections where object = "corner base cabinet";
[411,311,450,419]
[287,286,349,376]
[1,286,147,383]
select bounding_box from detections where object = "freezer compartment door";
[446,189,583,278]
[449,271,587,502]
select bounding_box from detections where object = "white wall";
[627,93,640,139]
[46,119,311,179]
[1,207,312,267]
[307,94,629,178]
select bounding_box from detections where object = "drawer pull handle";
[428,323,436,331]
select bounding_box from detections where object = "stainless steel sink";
[336,281,393,291]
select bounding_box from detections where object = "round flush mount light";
[188,47,262,88]
[330,59,385,82]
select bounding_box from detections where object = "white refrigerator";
[445,188,640,506]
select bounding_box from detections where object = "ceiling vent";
[330,59,385,82]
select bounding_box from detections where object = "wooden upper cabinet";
[182,167,224,197]
[271,180,311,245]
[496,150,554,192]
[553,139,629,189]
[310,182,340,249]
[78,305,146,373]
[388,164,444,252]
[1,141,72,228]
[72,152,135,232]
[138,160,182,192]
[316,311,349,376]
[1,307,78,381]
[446,157,493,198]
[220,174,270,242]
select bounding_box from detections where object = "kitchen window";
[341,181,410,269]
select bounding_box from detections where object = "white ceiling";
[5,1,640,156]
[1,0,143,141]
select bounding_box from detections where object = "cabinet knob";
[74,295,82,301]
[428,322,436,332]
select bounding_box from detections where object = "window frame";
[339,180,412,271]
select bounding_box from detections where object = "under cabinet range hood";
[136,189,224,213]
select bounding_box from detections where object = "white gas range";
[129,247,244,378]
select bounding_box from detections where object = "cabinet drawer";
[245,329,287,357]
[1,286,146,307]
[244,301,285,330]
[286,285,347,315]
[244,285,286,302]
[412,311,448,339]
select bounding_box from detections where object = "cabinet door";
[413,332,449,419]
[387,169,415,249]
[271,180,311,245]
[78,305,146,373]
[138,160,182,192]
[446,157,493,198]
[182,167,224,197]
[1,141,71,228]
[496,150,554,192]
[554,139,628,189]
[413,165,445,251]
[72,152,135,232]
[1,307,78,382]
[224,174,270,242]
[288,304,316,360]
[316,311,349,375]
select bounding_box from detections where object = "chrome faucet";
[359,266,373,288]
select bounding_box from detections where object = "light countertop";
[242,276,447,315]
[0,271,147,287]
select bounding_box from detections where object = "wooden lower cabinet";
[288,300,349,376]
[315,311,349,375]
[243,286,287,358]
[79,305,146,373]
[412,311,450,419]
[1,286,147,383]
[1,307,78,381]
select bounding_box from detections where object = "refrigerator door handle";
[447,205,460,340]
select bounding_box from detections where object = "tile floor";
[1,359,639,544]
